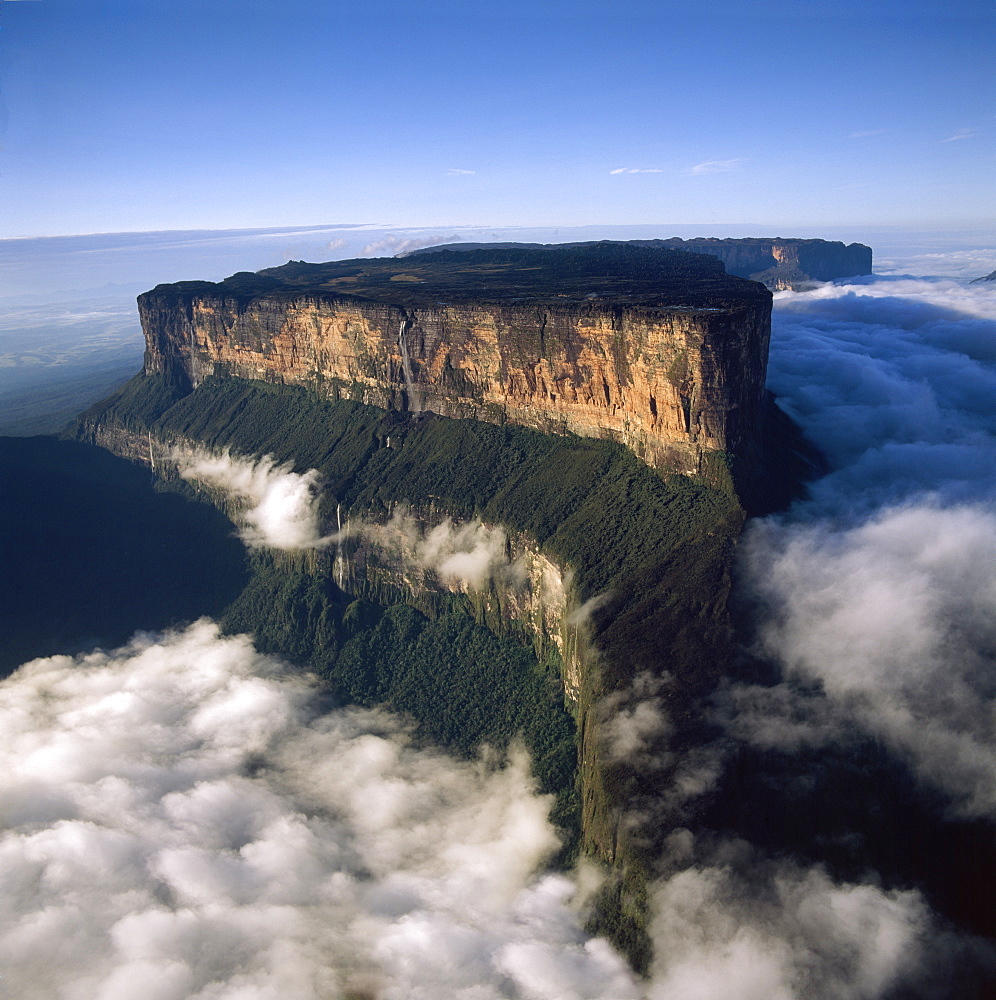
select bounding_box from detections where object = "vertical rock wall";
[140,292,771,484]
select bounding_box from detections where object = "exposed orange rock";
[140,245,772,484]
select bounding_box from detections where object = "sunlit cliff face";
[140,246,772,483]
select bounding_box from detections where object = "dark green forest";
[82,371,745,698]
[7,369,991,983]
[70,370,747,963]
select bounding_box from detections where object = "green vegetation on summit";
[143,242,768,311]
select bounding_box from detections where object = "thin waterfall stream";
[398,317,421,414]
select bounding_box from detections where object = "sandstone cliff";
[140,243,771,487]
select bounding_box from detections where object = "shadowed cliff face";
[139,244,772,487]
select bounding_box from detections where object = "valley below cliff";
[77,366,749,966]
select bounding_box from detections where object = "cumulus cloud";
[738,504,996,818]
[3,620,944,1000]
[688,158,746,175]
[0,622,641,1000]
[647,851,934,1000]
[177,448,332,551]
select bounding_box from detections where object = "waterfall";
[334,502,346,590]
[398,318,421,414]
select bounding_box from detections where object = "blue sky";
[2,0,993,237]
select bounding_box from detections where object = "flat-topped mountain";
[406,237,873,290]
[140,243,772,489]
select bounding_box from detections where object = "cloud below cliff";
[176,448,333,551]
[736,503,996,818]
[729,274,996,818]
[0,622,640,1000]
[0,623,951,1000]
[645,842,951,1000]
[340,507,528,592]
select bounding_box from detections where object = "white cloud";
[446,168,476,176]
[0,622,641,1000]
[647,854,932,1000]
[339,508,527,592]
[873,248,996,280]
[598,671,672,765]
[688,158,746,175]
[3,623,947,1000]
[566,590,611,626]
[767,277,996,511]
[609,168,663,175]
[176,448,332,551]
[360,233,463,256]
[739,504,996,818]
[942,128,979,142]
[727,274,996,818]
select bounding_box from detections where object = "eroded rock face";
[140,244,772,484]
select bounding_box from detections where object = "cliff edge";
[140,243,772,490]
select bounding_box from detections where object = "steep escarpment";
[78,371,746,969]
[139,244,771,489]
[77,244,779,971]
[409,237,873,290]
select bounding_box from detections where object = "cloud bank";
[1,622,953,1000]
[766,277,996,512]
[739,504,996,818]
[729,273,996,819]
[0,622,640,1000]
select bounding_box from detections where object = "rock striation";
[140,243,772,487]
[407,237,873,290]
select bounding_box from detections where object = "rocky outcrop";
[408,237,873,290]
[139,243,772,487]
